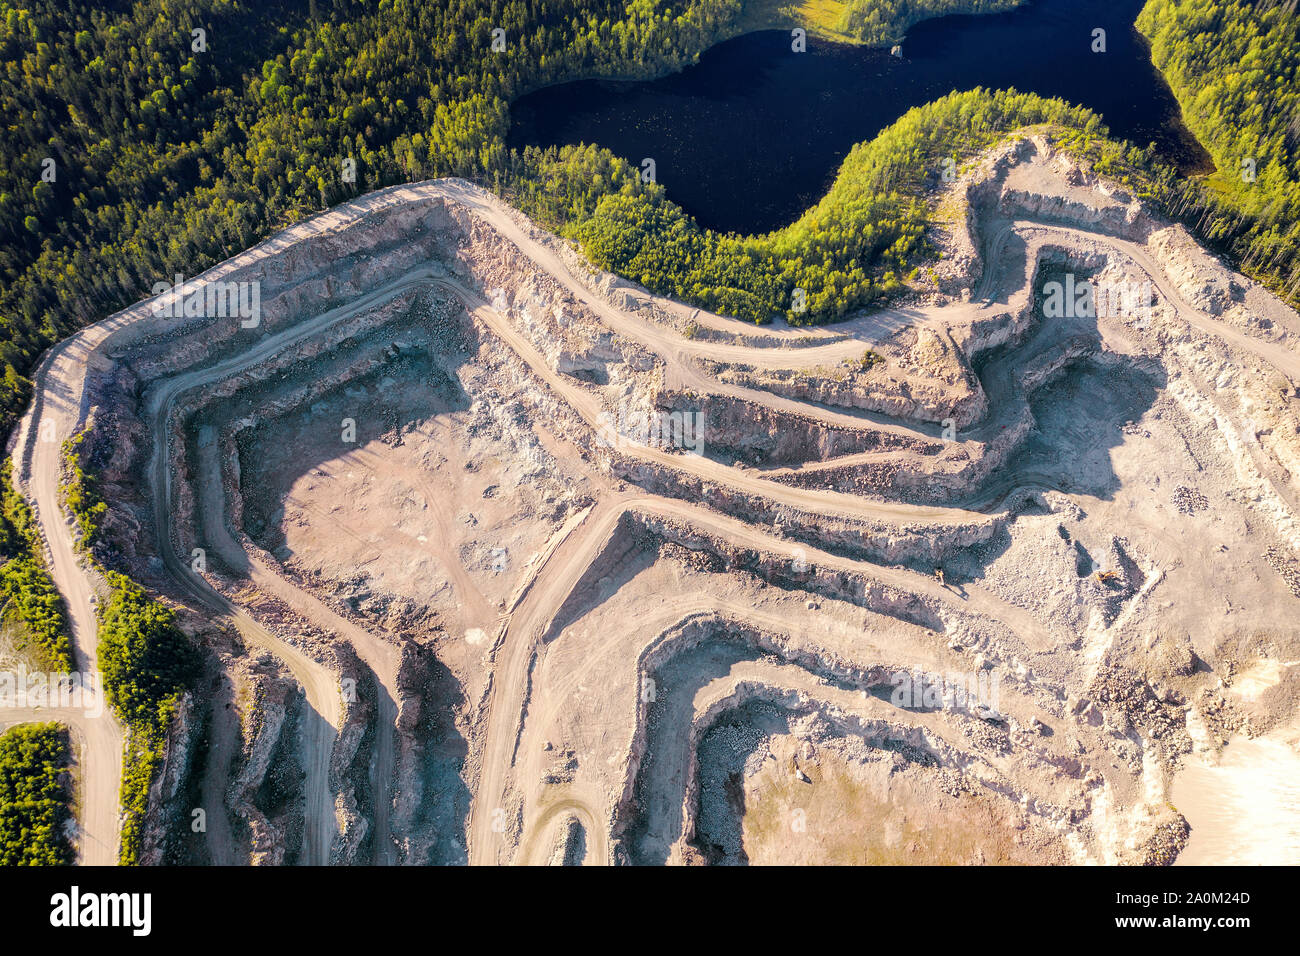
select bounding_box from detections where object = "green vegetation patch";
[97,571,198,864]
[567,88,1114,324]
[0,722,75,866]
[0,0,745,437]
[1137,0,1300,303]
[731,0,1023,46]
[837,0,1021,46]
[0,458,72,672]
[3,0,1293,450]
[61,429,106,554]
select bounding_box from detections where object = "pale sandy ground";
[1173,726,1300,866]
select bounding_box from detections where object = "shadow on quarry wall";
[616,617,950,865]
[621,635,764,865]
[937,253,1168,587]
[212,311,477,556]
[252,689,310,865]
[969,257,1168,502]
[945,353,1165,589]
[541,513,659,646]
[178,293,479,864]
[394,640,472,865]
[152,662,247,865]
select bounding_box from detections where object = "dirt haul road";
[5,189,446,865]
[0,707,118,863]
[195,429,398,863]
[444,177,1300,411]
[10,335,125,865]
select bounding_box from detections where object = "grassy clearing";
[730,0,857,44]
[730,0,1023,46]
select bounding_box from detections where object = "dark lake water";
[508,0,1208,235]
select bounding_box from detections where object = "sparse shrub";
[61,432,106,553]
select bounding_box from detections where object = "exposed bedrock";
[228,666,311,867]
[681,686,1060,861]
[697,325,988,428]
[329,644,380,865]
[613,614,932,859]
[391,640,473,865]
[657,389,940,467]
[684,697,1078,866]
[604,590,1125,860]
[606,455,999,564]
[101,197,467,380]
[773,247,1166,504]
[136,691,200,866]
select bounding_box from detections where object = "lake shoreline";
[510,0,1208,235]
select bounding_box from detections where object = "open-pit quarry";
[13,134,1300,866]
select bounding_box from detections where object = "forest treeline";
[565,88,1121,322]
[838,0,1020,45]
[1,0,1293,864]
[1137,0,1300,304]
[61,429,198,864]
